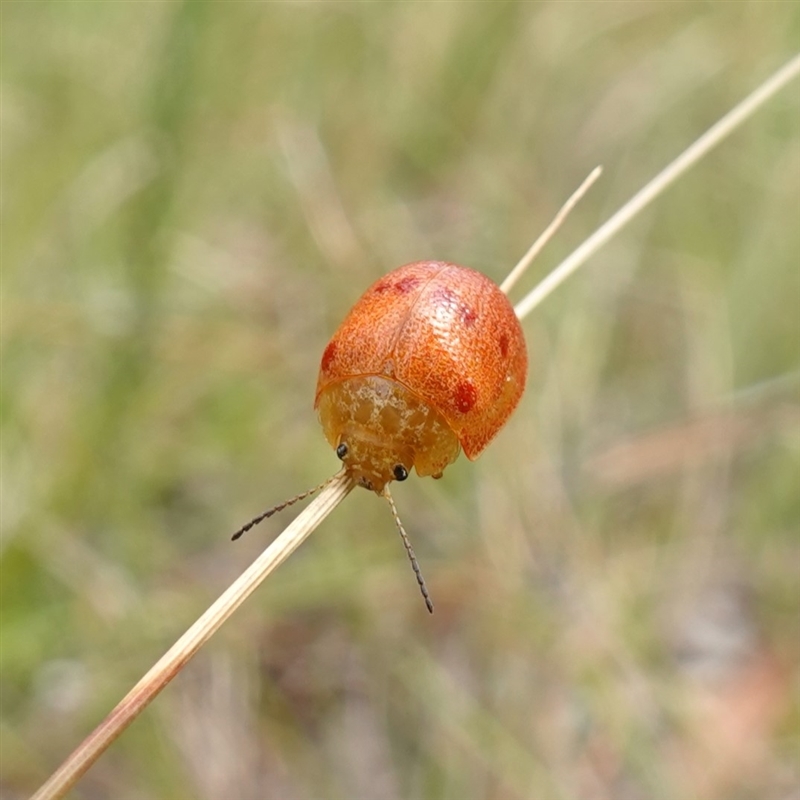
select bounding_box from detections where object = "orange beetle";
[234,261,527,612]
[316,261,527,492]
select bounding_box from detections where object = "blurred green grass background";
[2,3,799,799]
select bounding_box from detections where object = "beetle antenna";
[383,487,434,614]
[232,470,343,541]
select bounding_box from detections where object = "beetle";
[233,261,527,612]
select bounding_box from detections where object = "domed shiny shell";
[314,261,527,459]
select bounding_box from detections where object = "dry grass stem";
[30,471,355,800]
[513,52,800,321]
[500,165,602,295]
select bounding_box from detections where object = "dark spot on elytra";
[372,277,393,294]
[459,304,478,327]
[498,333,509,358]
[372,274,421,295]
[395,275,421,294]
[321,341,337,372]
[454,380,478,413]
[431,286,457,307]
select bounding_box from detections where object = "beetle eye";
[393,464,409,482]
[336,443,348,460]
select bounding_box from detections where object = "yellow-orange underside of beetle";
[315,261,527,493]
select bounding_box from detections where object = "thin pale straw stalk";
[30,471,356,800]
[500,166,603,295]
[30,53,800,800]
[514,52,800,321]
